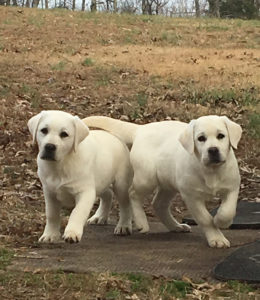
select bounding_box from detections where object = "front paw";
[134,219,150,233]
[63,226,83,243]
[214,214,233,229]
[114,222,132,236]
[207,235,230,248]
[208,237,230,248]
[87,214,108,225]
[39,232,61,243]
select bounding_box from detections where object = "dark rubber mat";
[183,201,260,229]
[9,222,260,281]
[213,240,260,283]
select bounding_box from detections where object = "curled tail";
[82,116,139,145]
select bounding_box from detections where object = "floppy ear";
[27,112,44,144]
[221,116,242,149]
[179,120,195,154]
[73,116,89,152]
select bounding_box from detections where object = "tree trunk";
[25,0,30,7]
[45,0,48,9]
[32,0,40,7]
[81,0,85,10]
[147,2,152,15]
[13,0,18,5]
[72,0,75,10]
[195,0,200,17]
[91,0,97,11]
[113,0,117,12]
[142,0,147,14]
[0,0,5,5]
[208,0,220,17]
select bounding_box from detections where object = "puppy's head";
[179,115,242,167]
[28,110,89,162]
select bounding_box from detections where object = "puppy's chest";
[204,175,228,196]
[42,176,75,207]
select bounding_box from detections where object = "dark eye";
[198,136,206,142]
[60,131,69,138]
[217,133,225,140]
[41,128,48,135]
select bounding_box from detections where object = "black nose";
[44,143,56,152]
[208,147,219,156]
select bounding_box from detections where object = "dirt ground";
[0,6,260,299]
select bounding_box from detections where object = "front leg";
[214,189,239,229]
[39,187,61,243]
[63,188,96,243]
[182,192,230,248]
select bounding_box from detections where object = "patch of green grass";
[82,57,94,67]
[228,280,255,293]
[19,84,41,108]
[160,280,191,299]
[105,289,121,299]
[126,273,152,293]
[161,31,182,45]
[98,38,110,45]
[27,16,45,28]
[94,65,118,87]
[205,24,229,32]
[123,32,135,44]
[65,46,78,56]
[3,19,13,25]
[0,85,10,97]
[178,85,259,106]
[51,61,67,71]
[136,92,148,107]
[247,113,260,138]
[0,248,14,270]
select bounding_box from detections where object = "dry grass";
[0,6,259,299]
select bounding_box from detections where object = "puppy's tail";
[82,116,139,145]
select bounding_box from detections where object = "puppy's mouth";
[40,153,56,161]
[205,158,226,167]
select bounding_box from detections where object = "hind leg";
[130,168,157,233]
[152,189,191,232]
[113,166,133,235]
[87,189,113,225]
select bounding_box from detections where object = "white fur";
[83,115,242,248]
[28,110,132,243]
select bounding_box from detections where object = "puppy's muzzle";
[41,143,56,161]
[208,147,221,164]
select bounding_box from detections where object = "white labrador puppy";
[28,110,132,243]
[82,115,242,248]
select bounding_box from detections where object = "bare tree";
[208,0,220,17]
[82,0,86,10]
[154,0,168,14]
[142,0,153,14]
[32,0,40,7]
[119,0,138,13]
[194,0,200,17]
[45,0,48,8]
[91,0,97,11]
[72,0,75,10]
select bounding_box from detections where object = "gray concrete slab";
[10,222,260,281]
